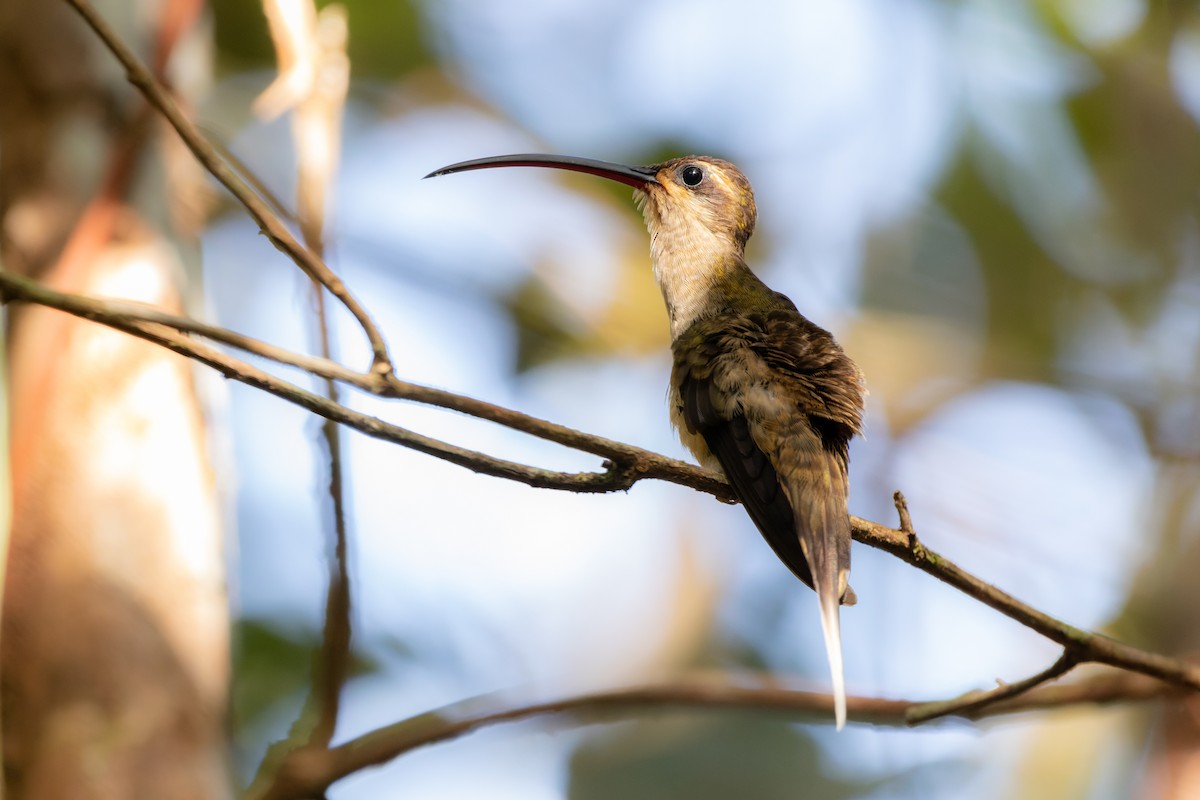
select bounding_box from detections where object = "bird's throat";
[649,227,747,340]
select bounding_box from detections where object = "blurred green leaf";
[936,140,1072,382]
[502,273,590,373]
[232,619,318,737]
[231,617,381,738]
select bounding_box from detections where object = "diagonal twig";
[852,512,1200,692]
[0,267,729,496]
[61,0,394,375]
[246,670,1179,799]
[905,648,1082,724]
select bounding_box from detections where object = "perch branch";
[850,510,1200,693]
[248,670,1178,799]
[4,266,1199,712]
[905,649,1082,724]
[0,269,724,498]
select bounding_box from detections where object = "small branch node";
[906,649,1082,725]
[893,490,917,548]
[370,357,393,379]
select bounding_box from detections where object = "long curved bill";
[425,153,659,189]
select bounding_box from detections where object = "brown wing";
[673,305,863,599]
[680,370,817,589]
[752,305,865,440]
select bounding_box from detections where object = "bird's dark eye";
[680,165,704,187]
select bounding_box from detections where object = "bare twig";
[279,0,354,752]
[0,263,733,500]
[893,490,916,547]
[306,267,353,753]
[849,516,1200,692]
[61,0,394,374]
[246,670,1177,799]
[0,267,729,495]
[905,648,1082,724]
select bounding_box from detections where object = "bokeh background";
[203,1,1200,797]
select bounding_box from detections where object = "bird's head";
[635,156,757,255]
[426,153,757,256]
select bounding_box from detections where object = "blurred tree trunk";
[0,0,230,797]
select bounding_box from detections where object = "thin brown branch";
[376,372,729,497]
[0,282,363,382]
[905,648,1082,724]
[61,0,394,374]
[888,492,1090,722]
[307,336,352,749]
[893,490,916,546]
[304,49,352,759]
[5,266,1200,706]
[0,274,682,493]
[0,266,733,499]
[246,670,1177,799]
[257,0,355,755]
[982,669,1173,714]
[849,515,1200,692]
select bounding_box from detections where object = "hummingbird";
[426,153,865,728]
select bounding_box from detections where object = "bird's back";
[668,285,864,595]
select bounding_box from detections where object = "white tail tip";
[816,592,847,731]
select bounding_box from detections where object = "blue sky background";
[201,0,1200,796]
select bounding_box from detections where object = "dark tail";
[785,450,852,730]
